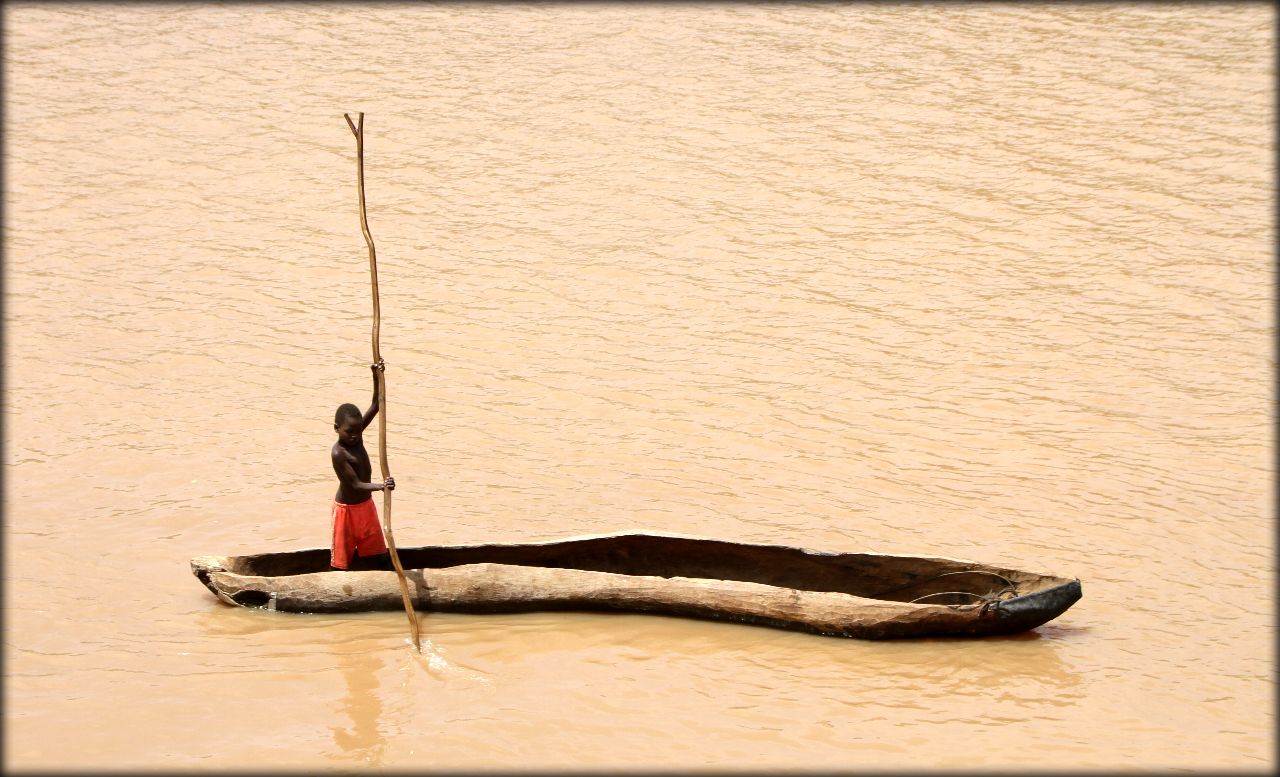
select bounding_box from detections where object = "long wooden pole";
[344,111,422,652]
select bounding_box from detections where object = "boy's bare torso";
[332,438,374,505]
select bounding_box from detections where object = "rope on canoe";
[867,570,1020,614]
[908,584,1019,613]
[871,569,1017,600]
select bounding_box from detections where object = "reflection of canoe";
[191,531,1082,639]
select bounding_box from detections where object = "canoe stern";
[191,555,242,606]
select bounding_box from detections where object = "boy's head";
[334,403,362,445]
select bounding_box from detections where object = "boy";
[330,360,396,571]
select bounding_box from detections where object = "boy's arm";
[332,448,395,493]
[361,360,383,431]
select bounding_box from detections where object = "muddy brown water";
[4,3,1273,771]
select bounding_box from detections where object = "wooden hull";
[191,532,1081,639]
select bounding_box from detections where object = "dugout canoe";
[190,531,1081,639]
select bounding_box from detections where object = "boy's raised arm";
[361,360,383,430]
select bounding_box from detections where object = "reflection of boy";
[330,361,396,571]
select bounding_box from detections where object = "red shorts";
[330,499,388,569]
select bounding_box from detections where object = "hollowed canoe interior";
[222,534,1044,602]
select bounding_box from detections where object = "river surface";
[3,3,1274,771]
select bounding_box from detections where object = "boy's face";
[335,416,362,446]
